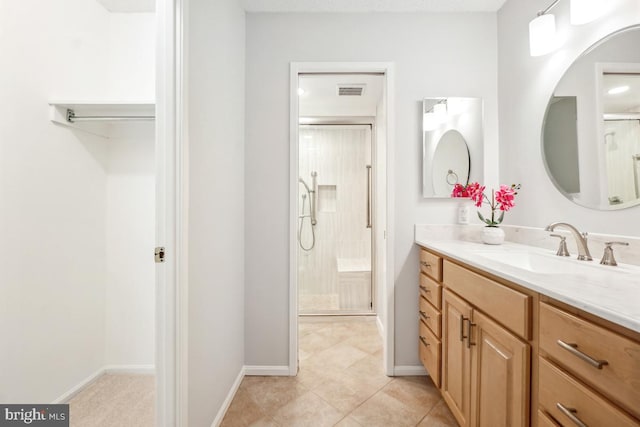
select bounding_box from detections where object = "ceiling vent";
[337,84,366,96]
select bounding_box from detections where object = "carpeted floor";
[68,373,155,426]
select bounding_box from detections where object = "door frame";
[289,62,395,376]
[156,0,188,425]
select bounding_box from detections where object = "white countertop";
[415,238,640,334]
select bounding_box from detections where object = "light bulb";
[529,13,558,57]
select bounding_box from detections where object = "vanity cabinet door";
[470,310,530,427]
[442,289,473,427]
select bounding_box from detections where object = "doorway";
[289,63,395,376]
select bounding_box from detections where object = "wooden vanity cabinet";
[418,244,640,427]
[441,273,531,427]
[418,249,443,388]
[420,248,531,427]
[538,300,640,426]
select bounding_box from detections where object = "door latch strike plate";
[155,247,165,263]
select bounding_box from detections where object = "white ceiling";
[603,74,640,113]
[95,0,155,13]
[95,0,506,14]
[242,0,507,13]
[299,74,384,117]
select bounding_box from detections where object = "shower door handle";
[366,165,372,229]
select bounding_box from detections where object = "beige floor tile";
[220,386,268,427]
[299,331,344,354]
[248,415,281,427]
[304,343,370,370]
[348,391,425,427]
[242,376,309,414]
[380,377,441,419]
[333,415,364,426]
[271,391,344,427]
[311,372,382,413]
[417,399,459,427]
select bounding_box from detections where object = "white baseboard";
[52,368,105,404]
[376,315,384,338]
[103,364,156,375]
[211,367,245,427]
[394,365,428,376]
[52,364,156,404]
[244,365,291,376]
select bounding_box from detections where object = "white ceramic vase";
[482,226,505,245]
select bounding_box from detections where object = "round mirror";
[431,130,470,196]
[542,26,640,210]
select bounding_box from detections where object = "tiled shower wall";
[298,125,372,313]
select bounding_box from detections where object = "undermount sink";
[474,251,570,274]
[469,248,607,275]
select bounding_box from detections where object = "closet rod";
[66,109,155,123]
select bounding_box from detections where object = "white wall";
[105,124,156,367]
[497,0,640,236]
[245,12,498,368]
[0,0,111,403]
[187,0,246,425]
[0,1,156,403]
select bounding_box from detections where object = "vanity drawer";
[539,302,640,418]
[443,260,531,340]
[419,273,442,310]
[419,294,442,338]
[537,410,560,427]
[539,357,639,427]
[420,249,442,282]
[419,319,441,388]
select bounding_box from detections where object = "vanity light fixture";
[530,0,606,56]
[529,0,561,57]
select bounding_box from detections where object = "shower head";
[299,177,311,193]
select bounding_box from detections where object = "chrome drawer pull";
[557,340,609,369]
[419,285,431,293]
[419,336,430,347]
[556,403,588,427]
[419,310,430,320]
[420,261,431,268]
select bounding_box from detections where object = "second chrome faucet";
[545,222,593,261]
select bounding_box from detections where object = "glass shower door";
[298,125,373,314]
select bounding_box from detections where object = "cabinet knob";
[419,336,430,347]
[420,261,431,268]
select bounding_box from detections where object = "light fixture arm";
[538,0,561,16]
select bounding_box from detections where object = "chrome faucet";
[544,222,593,261]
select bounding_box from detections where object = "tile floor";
[221,316,458,427]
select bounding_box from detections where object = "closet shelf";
[49,101,155,138]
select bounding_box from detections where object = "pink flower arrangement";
[452,182,521,227]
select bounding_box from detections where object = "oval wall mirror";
[431,130,470,196]
[542,25,640,210]
[422,97,483,198]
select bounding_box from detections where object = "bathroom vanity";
[415,238,640,427]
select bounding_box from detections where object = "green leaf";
[495,211,505,225]
[477,211,491,226]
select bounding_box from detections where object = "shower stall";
[298,124,373,314]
